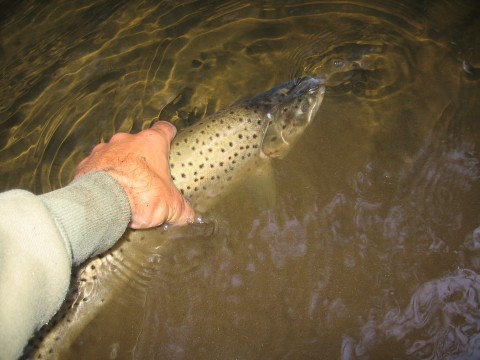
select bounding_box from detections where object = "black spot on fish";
[238,134,243,139]
[176,152,181,156]
[229,142,233,147]
[172,175,176,181]
[188,162,193,166]
[180,189,185,195]
[219,162,224,167]
[181,173,186,178]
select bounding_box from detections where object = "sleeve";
[0,172,131,360]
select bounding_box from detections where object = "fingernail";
[154,121,177,137]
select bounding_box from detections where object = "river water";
[1,0,480,359]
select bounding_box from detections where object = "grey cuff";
[40,172,131,265]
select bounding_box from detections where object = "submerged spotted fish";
[170,75,325,211]
[27,76,325,359]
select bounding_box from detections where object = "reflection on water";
[1,0,479,359]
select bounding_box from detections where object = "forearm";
[40,172,131,265]
[0,172,130,359]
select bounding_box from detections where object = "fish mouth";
[291,76,325,97]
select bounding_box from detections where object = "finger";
[181,198,196,224]
[149,121,177,142]
[74,155,93,178]
[91,142,107,153]
[169,197,196,226]
[109,132,130,143]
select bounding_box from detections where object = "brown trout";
[27,76,325,359]
[170,75,325,211]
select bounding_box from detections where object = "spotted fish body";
[28,76,325,359]
[170,76,325,211]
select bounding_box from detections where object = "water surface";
[1,0,480,359]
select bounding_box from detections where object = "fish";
[25,76,325,359]
[170,75,325,211]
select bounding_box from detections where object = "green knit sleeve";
[40,172,131,265]
[0,172,130,359]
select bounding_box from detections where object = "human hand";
[74,121,195,229]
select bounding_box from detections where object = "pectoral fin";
[244,163,277,210]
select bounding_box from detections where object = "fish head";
[261,76,325,159]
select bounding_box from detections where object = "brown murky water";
[1,0,480,359]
